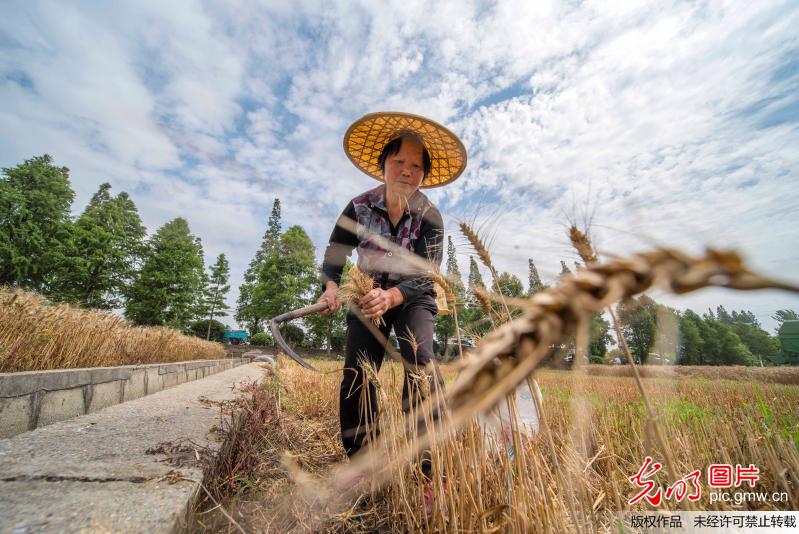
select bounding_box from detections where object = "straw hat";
[343,111,467,188]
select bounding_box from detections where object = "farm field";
[0,287,224,372]
[198,356,799,533]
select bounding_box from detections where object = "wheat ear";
[568,225,680,485]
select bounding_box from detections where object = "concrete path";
[0,362,269,533]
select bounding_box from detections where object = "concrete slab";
[162,372,178,389]
[123,369,146,402]
[0,363,268,533]
[0,396,30,439]
[38,388,84,427]
[146,367,162,394]
[88,381,123,413]
[0,479,197,534]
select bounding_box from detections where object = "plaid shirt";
[321,185,443,307]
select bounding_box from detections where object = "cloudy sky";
[2,0,797,331]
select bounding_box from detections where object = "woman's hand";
[318,282,341,315]
[360,287,403,320]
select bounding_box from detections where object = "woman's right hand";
[318,282,341,315]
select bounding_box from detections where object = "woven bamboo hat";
[343,112,467,188]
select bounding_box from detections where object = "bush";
[251,332,273,346]
[330,330,346,351]
[281,323,307,347]
[589,353,606,364]
[189,319,226,342]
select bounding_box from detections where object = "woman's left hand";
[360,288,402,320]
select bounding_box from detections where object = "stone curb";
[0,362,270,533]
[0,358,248,439]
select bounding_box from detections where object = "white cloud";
[1,0,797,329]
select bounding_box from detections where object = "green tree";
[677,310,704,365]
[617,295,657,364]
[435,237,466,359]
[688,310,753,366]
[52,184,146,308]
[771,309,798,332]
[237,198,282,334]
[204,254,230,340]
[494,272,524,298]
[716,305,733,323]
[462,256,489,338]
[124,218,206,330]
[306,260,351,352]
[731,309,760,327]
[466,256,485,306]
[249,225,317,336]
[712,320,753,365]
[190,319,226,342]
[559,260,572,276]
[730,321,780,363]
[0,155,74,290]
[652,306,680,363]
[527,258,545,295]
[589,314,612,360]
[251,332,274,347]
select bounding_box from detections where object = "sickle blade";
[268,301,329,372]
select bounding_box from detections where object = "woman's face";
[382,138,425,199]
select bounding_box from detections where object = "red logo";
[628,459,760,505]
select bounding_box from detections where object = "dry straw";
[318,247,799,515]
[336,265,385,327]
[0,286,224,372]
[200,239,799,532]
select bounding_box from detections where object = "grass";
[0,286,224,372]
[200,356,799,532]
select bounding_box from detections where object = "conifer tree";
[468,256,484,286]
[53,184,146,308]
[237,198,282,333]
[527,258,545,295]
[434,237,466,358]
[204,253,230,340]
[125,218,206,330]
[445,236,463,289]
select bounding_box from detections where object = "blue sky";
[1,0,797,332]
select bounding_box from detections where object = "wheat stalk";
[337,266,385,327]
[447,247,797,420]
[326,247,799,499]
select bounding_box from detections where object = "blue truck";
[222,330,249,345]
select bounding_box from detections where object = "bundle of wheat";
[337,265,385,327]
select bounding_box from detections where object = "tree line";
[3,155,794,362]
[1,155,230,339]
[437,238,794,366]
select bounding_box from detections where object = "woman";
[318,112,467,468]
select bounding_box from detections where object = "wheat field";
[0,286,224,372]
[199,356,799,533]
[198,226,799,533]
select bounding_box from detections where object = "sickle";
[269,301,330,372]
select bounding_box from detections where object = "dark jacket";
[321,185,444,308]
